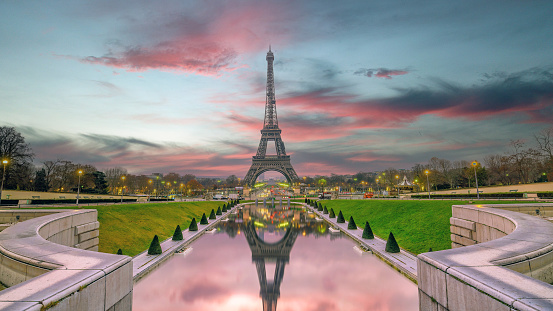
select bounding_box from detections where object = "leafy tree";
[92,171,108,194]
[34,168,49,192]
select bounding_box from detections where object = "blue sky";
[1,0,552,177]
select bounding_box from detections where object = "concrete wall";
[0,210,132,311]
[418,203,553,310]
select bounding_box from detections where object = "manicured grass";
[36,201,223,256]
[320,200,524,255]
[96,201,222,256]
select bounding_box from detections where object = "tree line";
[1,126,551,194]
[0,127,244,196]
[300,127,552,191]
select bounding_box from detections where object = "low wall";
[418,203,553,310]
[0,209,132,310]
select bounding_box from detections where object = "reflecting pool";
[133,205,418,310]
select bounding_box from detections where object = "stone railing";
[0,209,132,310]
[418,203,553,310]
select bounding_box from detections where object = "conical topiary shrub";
[209,209,216,219]
[116,248,123,255]
[222,204,227,212]
[216,206,222,215]
[147,235,162,255]
[189,218,198,231]
[347,216,357,229]
[323,206,328,214]
[172,225,183,241]
[362,221,374,239]
[329,208,336,218]
[337,211,345,223]
[385,232,400,253]
[318,203,323,211]
[200,213,208,225]
[428,247,433,252]
[304,198,308,203]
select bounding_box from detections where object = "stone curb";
[305,203,418,282]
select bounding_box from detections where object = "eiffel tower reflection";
[219,205,329,311]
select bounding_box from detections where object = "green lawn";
[319,200,524,255]
[37,201,223,256]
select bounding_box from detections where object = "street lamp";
[121,176,126,203]
[0,160,8,206]
[148,180,152,202]
[395,175,399,198]
[76,170,83,206]
[376,178,380,198]
[425,170,431,199]
[471,161,480,199]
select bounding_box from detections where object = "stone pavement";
[306,203,418,282]
[132,205,237,283]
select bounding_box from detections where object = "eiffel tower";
[243,48,299,186]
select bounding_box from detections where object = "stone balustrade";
[0,209,132,311]
[418,203,553,310]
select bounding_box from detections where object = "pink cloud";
[355,68,410,79]
[73,3,294,75]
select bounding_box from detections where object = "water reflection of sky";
[133,218,418,310]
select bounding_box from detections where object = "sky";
[1,0,553,178]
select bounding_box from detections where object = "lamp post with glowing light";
[376,178,380,198]
[148,180,152,202]
[472,161,480,199]
[395,175,400,198]
[121,176,126,203]
[425,170,431,199]
[0,160,8,206]
[76,170,83,206]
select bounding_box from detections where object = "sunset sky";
[1,1,552,178]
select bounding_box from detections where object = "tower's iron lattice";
[243,48,299,187]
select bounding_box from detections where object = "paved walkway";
[132,206,238,283]
[306,203,418,282]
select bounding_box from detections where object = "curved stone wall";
[0,209,132,310]
[418,203,553,311]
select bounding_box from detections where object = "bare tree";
[535,127,553,161]
[104,167,128,194]
[0,127,34,190]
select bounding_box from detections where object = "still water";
[133,205,418,311]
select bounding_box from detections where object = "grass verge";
[37,201,223,256]
[320,200,524,255]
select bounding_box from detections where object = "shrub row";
[120,200,244,256]
[537,192,553,198]
[30,198,137,204]
[411,192,524,199]
[314,203,401,254]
